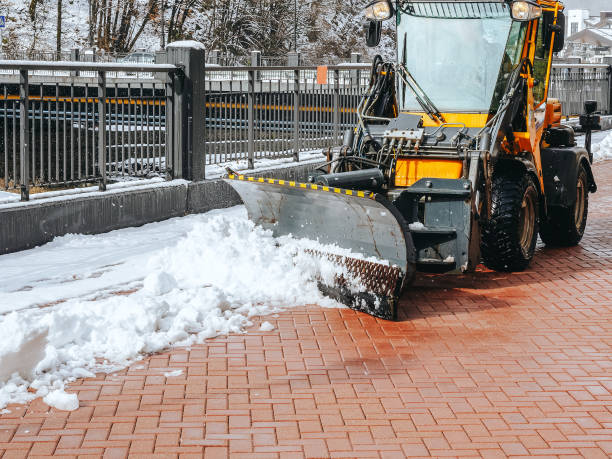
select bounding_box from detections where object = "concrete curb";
[0,161,323,255]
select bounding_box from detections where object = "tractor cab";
[397,2,528,118]
[364,1,565,123]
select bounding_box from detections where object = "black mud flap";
[224,175,416,320]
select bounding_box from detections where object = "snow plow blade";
[224,175,415,320]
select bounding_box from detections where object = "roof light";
[511,1,542,21]
[364,1,393,21]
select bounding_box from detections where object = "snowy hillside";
[0,0,90,53]
[0,0,394,61]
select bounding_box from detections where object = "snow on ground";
[259,321,276,332]
[0,178,177,207]
[577,129,610,155]
[591,131,612,162]
[163,370,184,378]
[1,132,610,411]
[0,151,325,205]
[43,390,80,411]
[0,206,362,410]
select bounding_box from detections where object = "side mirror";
[365,20,382,47]
[584,100,598,115]
[552,12,565,53]
[544,11,565,53]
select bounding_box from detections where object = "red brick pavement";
[1,162,611,458]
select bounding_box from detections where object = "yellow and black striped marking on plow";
[224,174,416,320]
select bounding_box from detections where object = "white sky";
[563,0,610,13]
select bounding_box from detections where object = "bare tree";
[26,0,49,56]
[89,0,159,53]
[56,0,62,54]
[165,0,197,44]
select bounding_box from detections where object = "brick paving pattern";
[1,162,611,458]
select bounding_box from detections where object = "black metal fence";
[0,59,370,199]
[0,61,177,200]
[1,53,610,201]
[550,64,611,116]
[204,65,370,168]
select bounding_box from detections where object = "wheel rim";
[519,189,536,255]
[574,176,586,230]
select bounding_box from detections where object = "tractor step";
[409,226,457,236]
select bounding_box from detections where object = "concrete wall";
[0,161,323,255]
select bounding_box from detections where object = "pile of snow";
[259,321,276,332]
[43,390,79,411]
[592,131,612,162]
[0,206,373,410]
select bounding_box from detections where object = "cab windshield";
[397,1,522,113]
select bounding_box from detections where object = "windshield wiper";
[396,63,445,123]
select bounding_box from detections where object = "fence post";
[154,50,167,66]
[19,69,29,201]
[248,69,255,169]
[165,41,206,181]
[351,53,362,87]
[288,52,301,67]
[333,68,340,144]
[606,59,612,115]
[293,68,300,162]
[70,48,80,77]
[609,65,612,116]
[251,51,261,82]
[209,50,220,65]
[97,71,107,191]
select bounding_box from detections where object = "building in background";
[560,10,612,63]
[567,9,590,37]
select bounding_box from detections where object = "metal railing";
[204,65,370,168]
[0,50,153,64]
[0,61,161,80]
[550,64,612,115]
[3,52,610,201]
[0,61,178,200]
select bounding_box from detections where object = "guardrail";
[2,48,610,201]
[550,63,612,116]
[0,50,154,64]
[203,64,370,168]
[0,61,179,200]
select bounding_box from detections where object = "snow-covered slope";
[1,0,92,54]
[0,0,390,61]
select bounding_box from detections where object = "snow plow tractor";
[225,0,598,320]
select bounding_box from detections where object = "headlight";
[511,1,542,21]
[364,1,393,21]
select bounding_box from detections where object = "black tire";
[539,165,589,247]
[481,170,539,272]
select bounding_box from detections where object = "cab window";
[533,19,549,105]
